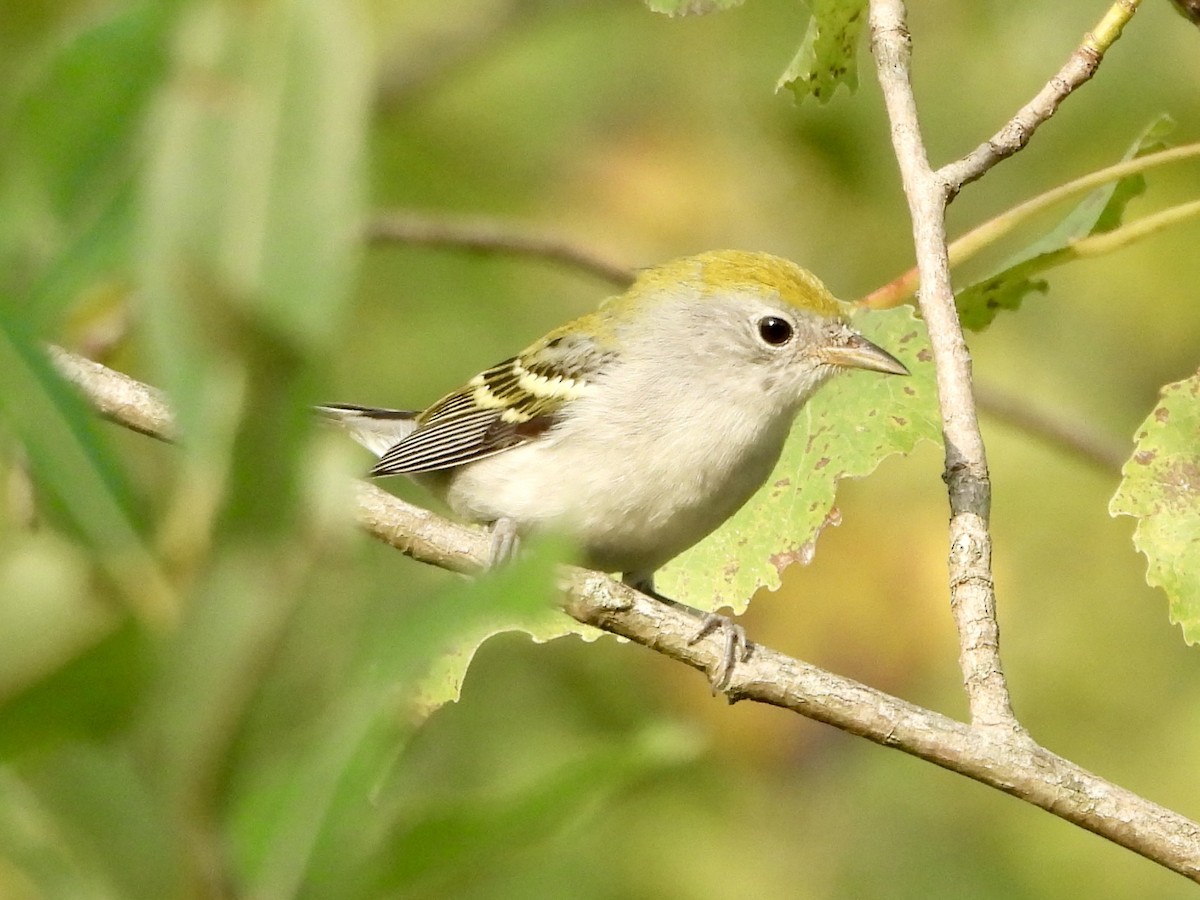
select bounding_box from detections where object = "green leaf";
[956,116,1175,331]
[1109,369,1200,644]
[10,5,172,220]
[0,619,149,759]
[0,534,115,703]
[374,722,702,896]
[138,0,372,534]
[3,744,184,900]
[776,0,867,104]
[658,306,939,613]
[643,0,745,15]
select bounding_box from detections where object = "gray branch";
[869,0,1016,731]
[868,0,1144,732]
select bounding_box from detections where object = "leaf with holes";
[1110,369,1200,643]
[777,0,867,103]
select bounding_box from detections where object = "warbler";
[322,250,908,686]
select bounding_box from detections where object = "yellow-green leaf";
[1110,369,1200,643]
[776,0,866,104]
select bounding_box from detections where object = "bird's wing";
[371,329,615,476]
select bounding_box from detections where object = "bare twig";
[365,211,635,287]
[941,0,1144,195]
[975,384,1127,475]
[870,0,1017,731]
[48,345,177,442]
[45,344,1200,881]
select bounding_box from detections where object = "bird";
[320,249,909,688]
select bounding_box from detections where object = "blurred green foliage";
[1,0,1199,898]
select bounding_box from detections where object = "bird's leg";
[623,572,751,693]
[488,517,521,567]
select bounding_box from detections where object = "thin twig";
[45,344,1200,882]
[870,0,1018,731]
[365,211,635,287]
[975,384,1127,475]
[942,0,1143,195]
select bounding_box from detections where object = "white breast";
[444,371,794,576]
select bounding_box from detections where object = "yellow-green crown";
[630,249,844,317]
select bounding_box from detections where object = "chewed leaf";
[657,307,939,613]
[957,269,1051,332]
[1109,369,1200,644]
[643,0,745,15]
[956,116,1174,330]
[777,0,867,104]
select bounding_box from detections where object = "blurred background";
[1,0,1199,897]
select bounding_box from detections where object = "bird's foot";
[488,517,521,568]
[687,608,750,693]
[624,574,751,693]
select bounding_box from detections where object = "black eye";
[757,316,793,346]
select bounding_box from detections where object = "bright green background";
[2,1,1199,898]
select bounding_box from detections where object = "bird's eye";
[757,316,794,346]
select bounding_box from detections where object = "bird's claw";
[688,610,751,693]
[488,517,521,568]
[623,576,751,693]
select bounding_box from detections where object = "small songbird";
[321,250,908,686]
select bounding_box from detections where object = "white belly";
[443,400,791,576]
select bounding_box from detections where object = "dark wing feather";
[372,407,508,474]
[371,328,615,477]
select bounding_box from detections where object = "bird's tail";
[315,404,419,457]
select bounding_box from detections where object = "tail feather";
[316,404,419,457]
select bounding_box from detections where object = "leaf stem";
[860,142,1200,308]
[1071,197,1200,257]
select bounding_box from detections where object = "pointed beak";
[820,330,910,376]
